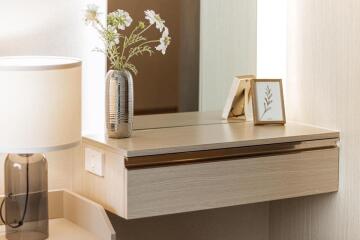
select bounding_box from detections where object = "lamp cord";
[0,157,30,228]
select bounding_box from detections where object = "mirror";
[108,0,257,115]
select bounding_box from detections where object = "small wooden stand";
[222,75,255,121]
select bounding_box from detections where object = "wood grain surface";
[79,112,339,220]
[127,148,338,219]
[73,144,127,218]
[84,112,339,157]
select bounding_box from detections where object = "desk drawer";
[79,140,339,220]
[126,148,338,219]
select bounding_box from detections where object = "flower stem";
[119,36,128,68]
[120,25,139,63]
[138,39,160,47]
[87,11,169,74]
[136,24,152,37]
[124,40,160,66]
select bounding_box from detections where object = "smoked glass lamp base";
[3,154,49,240]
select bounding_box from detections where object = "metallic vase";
[106,70,134,138]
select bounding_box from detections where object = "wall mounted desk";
[78,112,339,219]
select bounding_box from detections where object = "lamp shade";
[0,56,81,153]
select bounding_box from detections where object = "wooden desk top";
[83,112,339,157]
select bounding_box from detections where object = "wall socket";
[85,147,105,177]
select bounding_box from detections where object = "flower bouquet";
[84,5,172,138]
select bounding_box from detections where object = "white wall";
[257,0,287,80]
[82,0,107,135]
[270,0,360,239]
[0,0,106,194]
[199,0,257,111]
[0,1,82,57]
[0,0,107,136]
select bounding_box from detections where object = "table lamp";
[0,56,81,240]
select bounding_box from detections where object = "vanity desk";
[79,112,339,220]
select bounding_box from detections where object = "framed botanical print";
[251,79,286,125]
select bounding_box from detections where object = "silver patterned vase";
[106,70,134,138]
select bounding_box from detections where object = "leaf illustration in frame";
[261,85,273,119]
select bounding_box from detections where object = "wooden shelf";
[77,112,340,220]
[0,219,101,240]
[0,190,115,240]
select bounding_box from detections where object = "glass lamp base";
[3,154,49,240]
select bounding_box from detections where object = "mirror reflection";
[108,0,257,115]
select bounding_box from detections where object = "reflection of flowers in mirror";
[84,5,172,75]
[145,10,166,32]
[156,28,171,55]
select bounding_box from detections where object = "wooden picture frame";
[222,75,256,120]
[251,79,286,125]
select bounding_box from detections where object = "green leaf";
[124,62,138,75]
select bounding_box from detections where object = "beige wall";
[270,0,360,239]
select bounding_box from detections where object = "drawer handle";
[125,138,339,169]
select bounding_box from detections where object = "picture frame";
[251,79,286,125]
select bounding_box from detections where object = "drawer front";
[126,148,339,219]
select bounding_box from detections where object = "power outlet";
[85,147,105,177]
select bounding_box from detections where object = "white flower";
[156,28,171,55]
[108,9,133,30]
[145,10,166,32]
[106,26,120,47]
[85,4,100,25]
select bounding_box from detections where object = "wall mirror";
[108,0,257,115]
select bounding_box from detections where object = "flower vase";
[105,70,134,138]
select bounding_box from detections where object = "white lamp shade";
[0,56,82,153]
